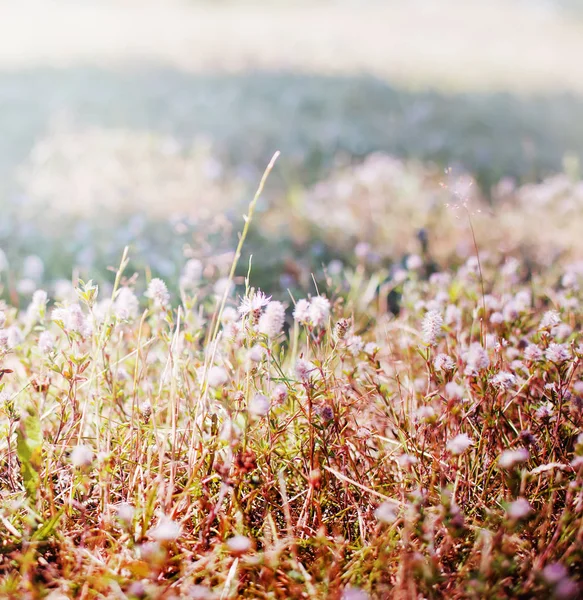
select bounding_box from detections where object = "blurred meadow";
[2,0,583,294]
[5,2,583,599]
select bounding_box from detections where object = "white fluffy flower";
[293,299,311,324]
[238,290,270,317]
[374,500,399,524]
[249,393,270,417]
[149,516,181,542]
[227,534,252,555]
[422,310,443,346]
[308,296,330,328]
[464,343,490,375]
[70,445,94,468]
[146,278,170,308]
[498,448,529,469]
[447,433,474,455]
[38,330,55,354]
[207,366,228,388]
[258,301,286,338]
[507,497,531,520]
[114,287,139,320]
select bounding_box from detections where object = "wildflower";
[445,381,464,401]
[17,279,36,296]
[374,500,399,524]
[406,254,423,270]
[464,343,490,375]
[434,353,455,372]
[258,301,286,338]
[295,358,316,382]
[0,310,5,328]
[524,344,543,361]
[146,278,170,308]
[4,326,23,349]
[422,310,443,346]
[308,296,330,328]
[221,306,238,323]
[115,503,135,526]
[447,433,473,455]
[272,383,288,405]
[354,242,371,260]
[26,289,48,325]
[149,516,181,542]
[540,310,561,330]
[498,448,529,469]
[489,312,504,324]
[507,497,532,520]
[207,366,228,388]
[293,298,311,324]
[113,287,139,320]
[396,454,418,468]
[247,344,264,363]
[555,579,579,600]
[22,255,44,281]
[415,406,436,422]
[490,371,516,390]
[364,342,379,356]
[38,331,55,354]
[545,343,570,363]
[342,587,370,600]
[346,334,364,356]
[543,563,568,585]
[248,393,270,417]
[227,535,252,555]
[70,445,94,469]
[238,290,270,317]
[180,258,203,289]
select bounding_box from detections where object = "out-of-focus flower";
[145,278,170,308]
[447,433,473,455]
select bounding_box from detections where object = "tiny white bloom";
[447,433,473,455]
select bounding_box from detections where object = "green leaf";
[16,413,43,500]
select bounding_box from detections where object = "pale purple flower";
[464,343,490,375]
[434,353,455,372]
[249,393,270,417]
[540,310,561,330]
[38,330,55,354]
[545,343,570,363]
[507,497,531,520]
[490,371,516,390]
[272,383,288,405]
[295,358,317,382]
[524,344,543,361]
[445,381,464,401]
[543,563,568,585]
[247,344,265,363]
[346,334,364,357]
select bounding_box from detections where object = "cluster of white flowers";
[293,296,330,328]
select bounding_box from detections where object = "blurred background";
[2,0,583,298]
